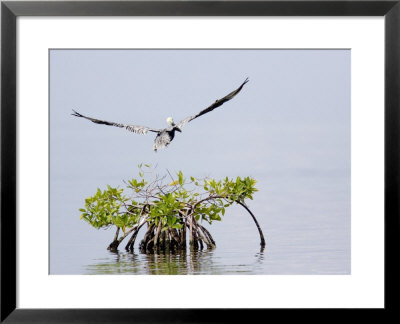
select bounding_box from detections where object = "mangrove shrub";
[79,165,265,253]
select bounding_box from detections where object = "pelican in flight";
[72,78,249,151]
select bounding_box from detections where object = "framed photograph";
[1,0,399,322]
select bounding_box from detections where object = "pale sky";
[50,49,350,177]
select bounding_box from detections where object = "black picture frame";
[1,0,399,322]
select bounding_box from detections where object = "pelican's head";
[166,117,174,126]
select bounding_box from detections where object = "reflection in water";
[85,248,265,275]
[254,250,265,265]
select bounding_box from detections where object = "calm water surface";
[50,172,350,275]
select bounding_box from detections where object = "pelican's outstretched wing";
[176,78,249,129]
[72,110,160,135]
